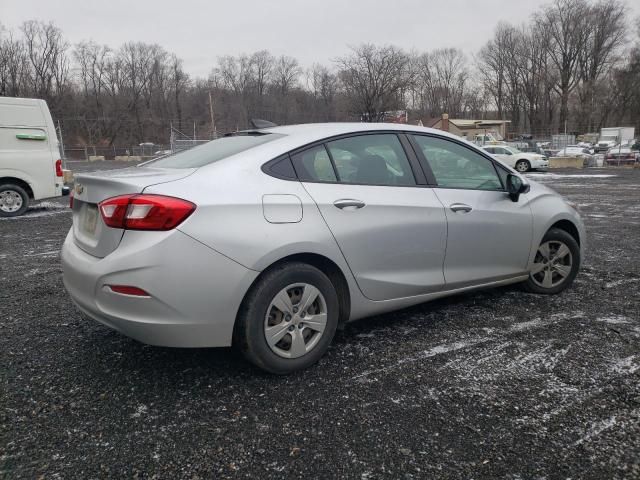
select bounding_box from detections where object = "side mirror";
[506,173,529,202]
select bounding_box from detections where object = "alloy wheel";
[264,283,328,359]
[516,161,529,172]
[530,240,573,289]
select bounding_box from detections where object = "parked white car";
[481,145,548,172]
[0,97,67,216]
[556,146,594,163]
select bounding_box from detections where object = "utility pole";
[209,91,216,139]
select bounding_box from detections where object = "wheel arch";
[0,177,34,199]
[548,219,581,246]
[239,252,352,326]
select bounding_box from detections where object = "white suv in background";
[482,145,548,172]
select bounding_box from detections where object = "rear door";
[410,134,533,289]
[293,133,447,301]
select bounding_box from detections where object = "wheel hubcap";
[264,283,328,359]
[0,190,23,213]
[517,162,528,172]
[530,240,573,288]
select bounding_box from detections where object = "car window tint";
[148,133,284,168]
[326,134,415,186]
[484,147,494,154]
[291,145,337,182]
[412,135,502,190]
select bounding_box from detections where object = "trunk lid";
[71,166,195,258]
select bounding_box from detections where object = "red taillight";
[99,194,195,231]
[108,285,150,297]
[69,192,74,208]
[55,159,63,177]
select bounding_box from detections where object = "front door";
[291,133,447,301]
[411,134,533,289]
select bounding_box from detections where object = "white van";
[0,97,67,217]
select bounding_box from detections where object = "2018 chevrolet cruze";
[62,123,585,374]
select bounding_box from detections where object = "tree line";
[1,0,639,147]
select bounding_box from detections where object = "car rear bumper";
[61,228,259,347]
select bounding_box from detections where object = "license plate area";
[82,203,99,235]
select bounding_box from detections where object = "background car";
[605,146,639,166]
[481,145,548,172]
[62,123,584,374]
[555,145,597,165]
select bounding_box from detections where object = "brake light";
[55,159,63,177]
[69,191,74,208]
[99,194,195,230]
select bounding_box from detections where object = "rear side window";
[412,135,502,191]
[326,134,416,186]
[148,133,284,168]
[291,145,337,182]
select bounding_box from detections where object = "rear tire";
[234,262,339,374]
[522,228,580,294]
[515,159,531,172]
[0,183,29,217]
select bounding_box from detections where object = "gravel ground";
[1,164,639,479]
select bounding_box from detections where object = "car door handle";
[450,203,473,213]
[334,199,366,210]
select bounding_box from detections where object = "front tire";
[234,262,339,374]
[522,228,580,294]
[515,159,531,172]
[0,183,29,217]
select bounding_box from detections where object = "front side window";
[326,134,415,186]
[412,135,502,190]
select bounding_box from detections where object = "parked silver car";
[62,123,585,373]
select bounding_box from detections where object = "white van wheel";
[0,184,29,217]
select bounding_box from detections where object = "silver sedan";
[62,123,585,374]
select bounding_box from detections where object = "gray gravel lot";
[1,164,639,479]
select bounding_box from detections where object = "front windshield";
[146,133,284,168]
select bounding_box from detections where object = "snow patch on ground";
[573,416,618,446]
[613,356,639,375]
[352,337,492,382]
[596,315,632,325]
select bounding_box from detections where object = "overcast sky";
[2,0,638,78]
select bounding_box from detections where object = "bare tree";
[20,20,69,107]
[271,55,301,97]
[536,0,590,129]
[336,44,412,121]
[578,0,626,130]
[0,24,29,97]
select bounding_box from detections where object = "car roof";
[202,122,492,172]
[262,122,466,145]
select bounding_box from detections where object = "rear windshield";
[147,133,284,168]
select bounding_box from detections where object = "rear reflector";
[108,285,150,297]
[55,159,63,177]
[99,194,195,230]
